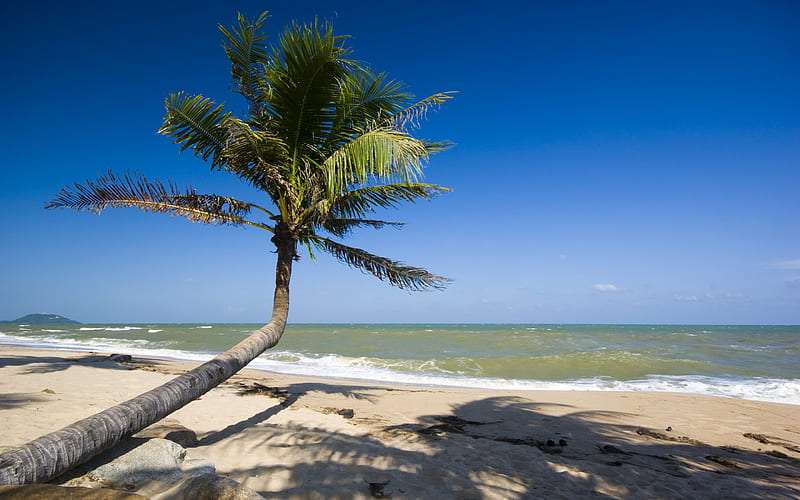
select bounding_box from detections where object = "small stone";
[666,426,672,432]
[337,408,355,419]
[546,439,556,447]
[365,479,391,498]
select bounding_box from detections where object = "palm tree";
[0,12,450,485]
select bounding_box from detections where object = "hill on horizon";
[0,313,81,325]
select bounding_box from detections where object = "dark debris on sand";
[321,407,355,419]
[234,382,292,404]
[409,415,570,454]
[744,432,800,455]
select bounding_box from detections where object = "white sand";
[1,346,799,499]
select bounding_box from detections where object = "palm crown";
[47,12,451,291]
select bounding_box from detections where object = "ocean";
[1,323,798,405]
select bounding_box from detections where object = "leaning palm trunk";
[0,242,295,485]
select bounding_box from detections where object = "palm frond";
[319,217,403,238]
[389,92,456,131]
[45,171,254,226]
[309,236,450,291]
[325,69,411,151]
[222,117,290,196]
[422,139,455,155]
[261,20,353,172]
[329,183,450,219]
[296,183,446,231]
[159,92,231,168]
[219,12,271,113]
[321,128,430,197]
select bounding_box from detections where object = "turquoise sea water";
[1,323,798,404]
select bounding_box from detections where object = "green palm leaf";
[45,171,258,226]
[330,183,450,218]
[219,12,271,112]
[318,217,404,238]
[421,139,455,155]
[159,92,231,168]
[389,92,457,132]
[309,236,450,291]
[222,117,290,196]
[261,20,353,174]
[297,183,447,233]
[321,128,431,197]
[325,70,411,151]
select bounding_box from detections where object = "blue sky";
[2,1,798,324]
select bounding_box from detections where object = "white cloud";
[674,294,699,302]
[768,259,800,270]
[594,283,622,292]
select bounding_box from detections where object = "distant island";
[0,313,81,325]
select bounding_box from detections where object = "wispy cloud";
[786,277,800,289]
[594,283,622,292]
[767,259,800,270]
[673,292,748,303]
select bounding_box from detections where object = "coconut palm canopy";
[47,11,452,292]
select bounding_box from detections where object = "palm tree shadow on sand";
[0,354,160,412]
[174,386,800,499]
[0,353,147,374]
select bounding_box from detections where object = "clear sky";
[2,1,798,324]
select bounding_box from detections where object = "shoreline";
[2,334,796,406]
[2,345,799,498]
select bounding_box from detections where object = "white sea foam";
[1,331,797,406]
[0,332,213,363]
[197,326,213,329]
[245,352,800,406]
[148,329,163,333]
[81,326,143,332]
[0,331,168,353]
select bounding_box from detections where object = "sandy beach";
[1,346,799,499]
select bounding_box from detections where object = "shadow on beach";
[187,383,800,499]
[0,353,165,412]
[0,353,164,374]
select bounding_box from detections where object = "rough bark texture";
[0,237,296,485]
